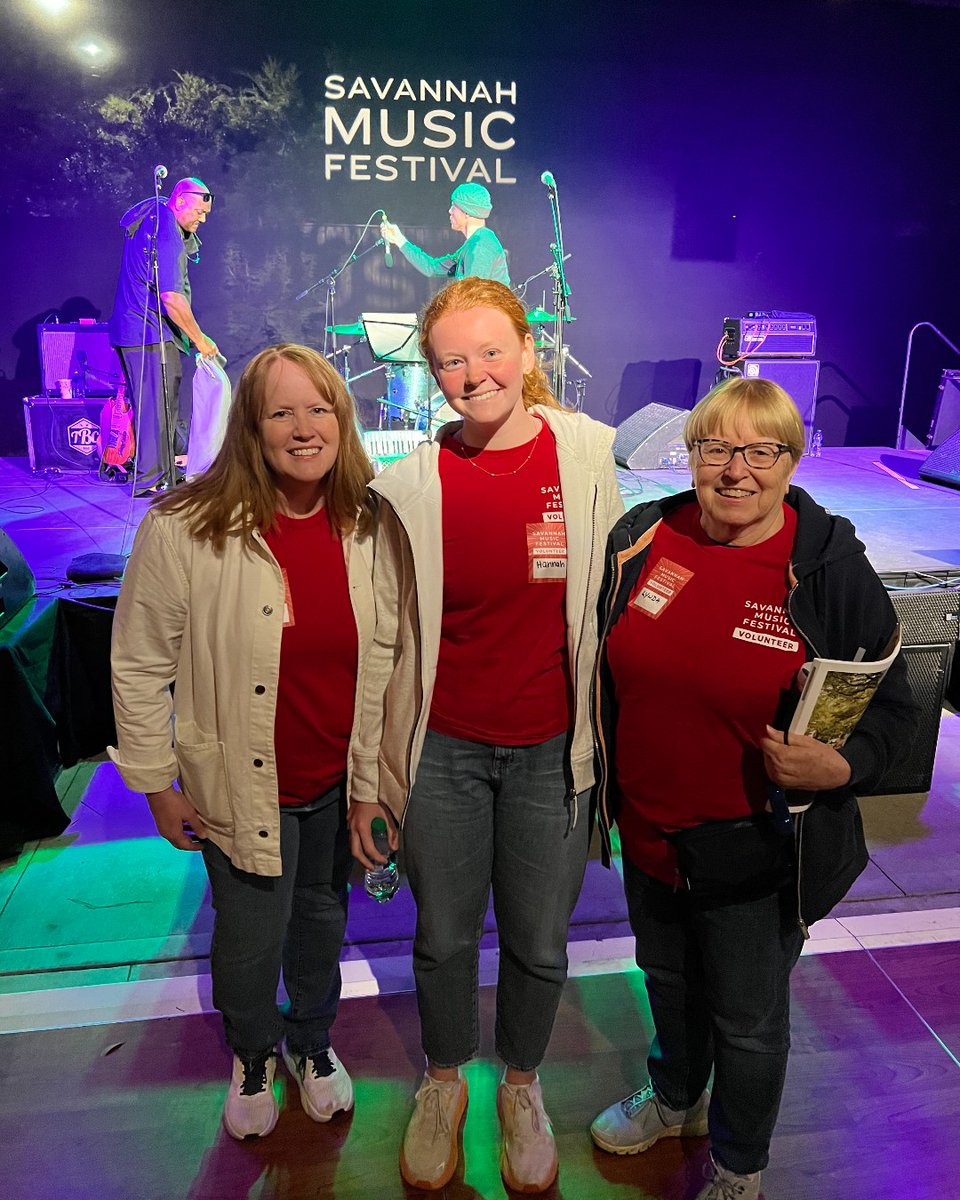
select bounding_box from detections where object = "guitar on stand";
[97,381,136,482]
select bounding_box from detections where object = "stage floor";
[2,446,960,1197]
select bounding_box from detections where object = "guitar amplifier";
[721,312,817,359]
[22,396,104,473]
[37,322,123,397]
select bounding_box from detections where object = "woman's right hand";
[380,220,404,247]
[146,786,209,851]
[347,801,399,870]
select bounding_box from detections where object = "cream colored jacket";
[109,506,375,876]
[351,406,624,823]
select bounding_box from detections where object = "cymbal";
[525,306,556,324]
[325,321,366,337]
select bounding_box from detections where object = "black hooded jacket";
[593,485,919,930]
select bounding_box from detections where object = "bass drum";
[385,364,430,426]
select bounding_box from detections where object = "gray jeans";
[201,785,351,1058]
[402,728,590,1072]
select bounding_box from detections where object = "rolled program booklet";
[785,626,902,812]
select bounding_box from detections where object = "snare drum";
[385,364,430,425]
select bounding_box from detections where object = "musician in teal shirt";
[380,183,510,285]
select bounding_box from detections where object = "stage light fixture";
[71,34,118,70]
[33,0,70,14]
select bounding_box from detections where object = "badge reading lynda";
[527,522,567,582]
[630,557,693,618]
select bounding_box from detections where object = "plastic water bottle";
[363,817,400,903]
[810,429,823,458]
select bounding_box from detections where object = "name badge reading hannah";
[630,556,693,618]
[527,522,567,582]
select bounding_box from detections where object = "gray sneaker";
[590,1082,709,1154]
[696,1154,761,1200]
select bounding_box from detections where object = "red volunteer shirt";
[606,501,805,882]
[428,418,573,745]
[263,506,358,805]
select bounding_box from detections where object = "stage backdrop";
[1,0,959,453]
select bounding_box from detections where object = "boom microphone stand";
[540,170,572,403]
[148,165,177,490]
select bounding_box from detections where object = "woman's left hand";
[762,725,853,792]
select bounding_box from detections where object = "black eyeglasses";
[694,440,791,469]
[182,191,214,203]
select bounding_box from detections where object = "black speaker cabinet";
[927,369,960,448]
[920,429,960,490]
[743,358,820,450]
[861,580,960,795]
[613,403,689,470]
[37,322,123,398]
[0,529,35,630]
[22,396,104,473]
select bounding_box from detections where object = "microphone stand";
[515,254,571,301]
[544,178,572,404]
[148,170,177,490]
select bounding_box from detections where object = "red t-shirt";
[428,417,573,745]
[263,507,358,806]
[606,501,805,882]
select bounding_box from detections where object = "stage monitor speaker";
[0,529,35,630]
[743,358,820,449]
[927,369,960,448]
[613,403,688,470]
[861,581,960,795]
[919,428,960,490]
[37,322,123,398]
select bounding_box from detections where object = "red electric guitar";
[98,382,136,481]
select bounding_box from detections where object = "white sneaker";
[696,1153,761,1200]
[497,1073,558,1194]
[591,1083,709,1154]
[282,1042,354,1122]
[399,1070,468,1191]
[222,1051,279,1140]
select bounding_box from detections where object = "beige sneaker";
[399,1070,468,1190]
[497,1073,558,1194]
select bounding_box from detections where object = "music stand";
[361,313,424,364]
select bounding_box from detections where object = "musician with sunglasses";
[108,177,220,495]
[588,376,916,1200]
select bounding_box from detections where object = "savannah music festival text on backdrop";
[323,75,518,184]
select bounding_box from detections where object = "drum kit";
[324,297,589,439]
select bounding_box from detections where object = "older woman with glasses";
[589,376,917,1200]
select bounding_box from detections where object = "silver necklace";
[456,424,541,478]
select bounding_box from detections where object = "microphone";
[382,213,394,267]
[154,164,168,180]
[540,170,557,191]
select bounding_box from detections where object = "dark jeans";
[201,785,351,1058]
[623,857,804,1175]
[117,341,182,488]
[402,729,590,1072]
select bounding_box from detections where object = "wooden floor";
[3,446,960,1198]
[3,947,960,1200]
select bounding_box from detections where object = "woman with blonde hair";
[111,344,376,1140]
[350,279,623,1192]
[589,376,916,1199]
